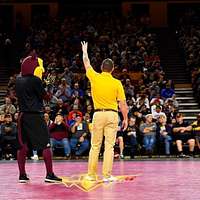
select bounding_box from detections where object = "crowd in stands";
[176,8,200,101]
[0,11,200,160]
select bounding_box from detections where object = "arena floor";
[0,159,200,200]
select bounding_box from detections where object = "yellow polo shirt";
[86,67,126,111]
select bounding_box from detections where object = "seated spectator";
[161,84,175,100]
[70,115,90,157]
[53,98,70,118]
[140,114,157,158]
[55,78,71,103]
[156,114,172,156]
[0,114,17,160]
[125,78,135,97]
[150,95,164,107]
[84,104,94,119]
[152,105,166,121]
[165,94,179,109]
[123,116,138,159]
[44,113,53,127]
[0,97,16,115]
[49,113,71,158]
[172,113,195,158]
[187,113,200,153]
[44,106,54,120]
[136,93,150,110]
[71,82,84,99]
[67,104,83,126]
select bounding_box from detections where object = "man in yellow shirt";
[81,41,128,182]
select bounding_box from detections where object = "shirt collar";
[101,72,112,77]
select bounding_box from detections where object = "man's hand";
[81,41,88,54]
[79,136,84,143]
[121,119,128,131]
[81,41,91,70]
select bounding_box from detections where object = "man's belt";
[94,109,118,113]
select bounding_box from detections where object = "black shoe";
[178,153,189,158]
[45,173,62,183]
[19,174,30,183]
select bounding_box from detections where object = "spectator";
[53,98,70,118]
[55,78,71,103]
[67,104,83,126]
[0,97,16,115]
[156,114,172,156]
[70,115,90,157]
[161,84,175,100]
[0,114,17,160]
[44,113,53,127]
[172,113,195,158]
[140,114,157,158]
[187,113,200,153]
[152,105,166,121]
[123,116,138,159]
[71,82,84,100]
[49,113,71,158]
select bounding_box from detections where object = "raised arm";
[81,41,91,71]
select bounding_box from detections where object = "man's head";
[158,114,167,124]
[101,58,114,73]
[155,105,162,113]
[5,97,11,105]
[75,114,82,123]
[4,114,12,124]
[57,99,63,106]
[128,116,136,126]
[44,113,50,121]
[145,114,153,123]
[55,113,64,124]
[176,113,184,123]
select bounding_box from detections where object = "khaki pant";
[88,111,118,178]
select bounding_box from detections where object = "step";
[175,90,193,94]
[175,88,192,91]
[175,83,192,88]
[183,116,197,123]
[175,94,193,97]
[179,103,199,106]
[176,97,195,100]
[179,106,200,110]
[183,116,197,120]
[179,109,200,113]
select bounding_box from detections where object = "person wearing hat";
[15,51,62,183]
[70,114,90,157]
[152,105,166,121]
[139,114,157,157]
[81,41,128,182]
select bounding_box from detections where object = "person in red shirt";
[49,113,70,158]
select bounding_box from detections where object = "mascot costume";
[16,52,62,183]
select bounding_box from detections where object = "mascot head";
[21,53,44,80]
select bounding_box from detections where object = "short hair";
[101,58,114,72]
[176,113,183,118]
